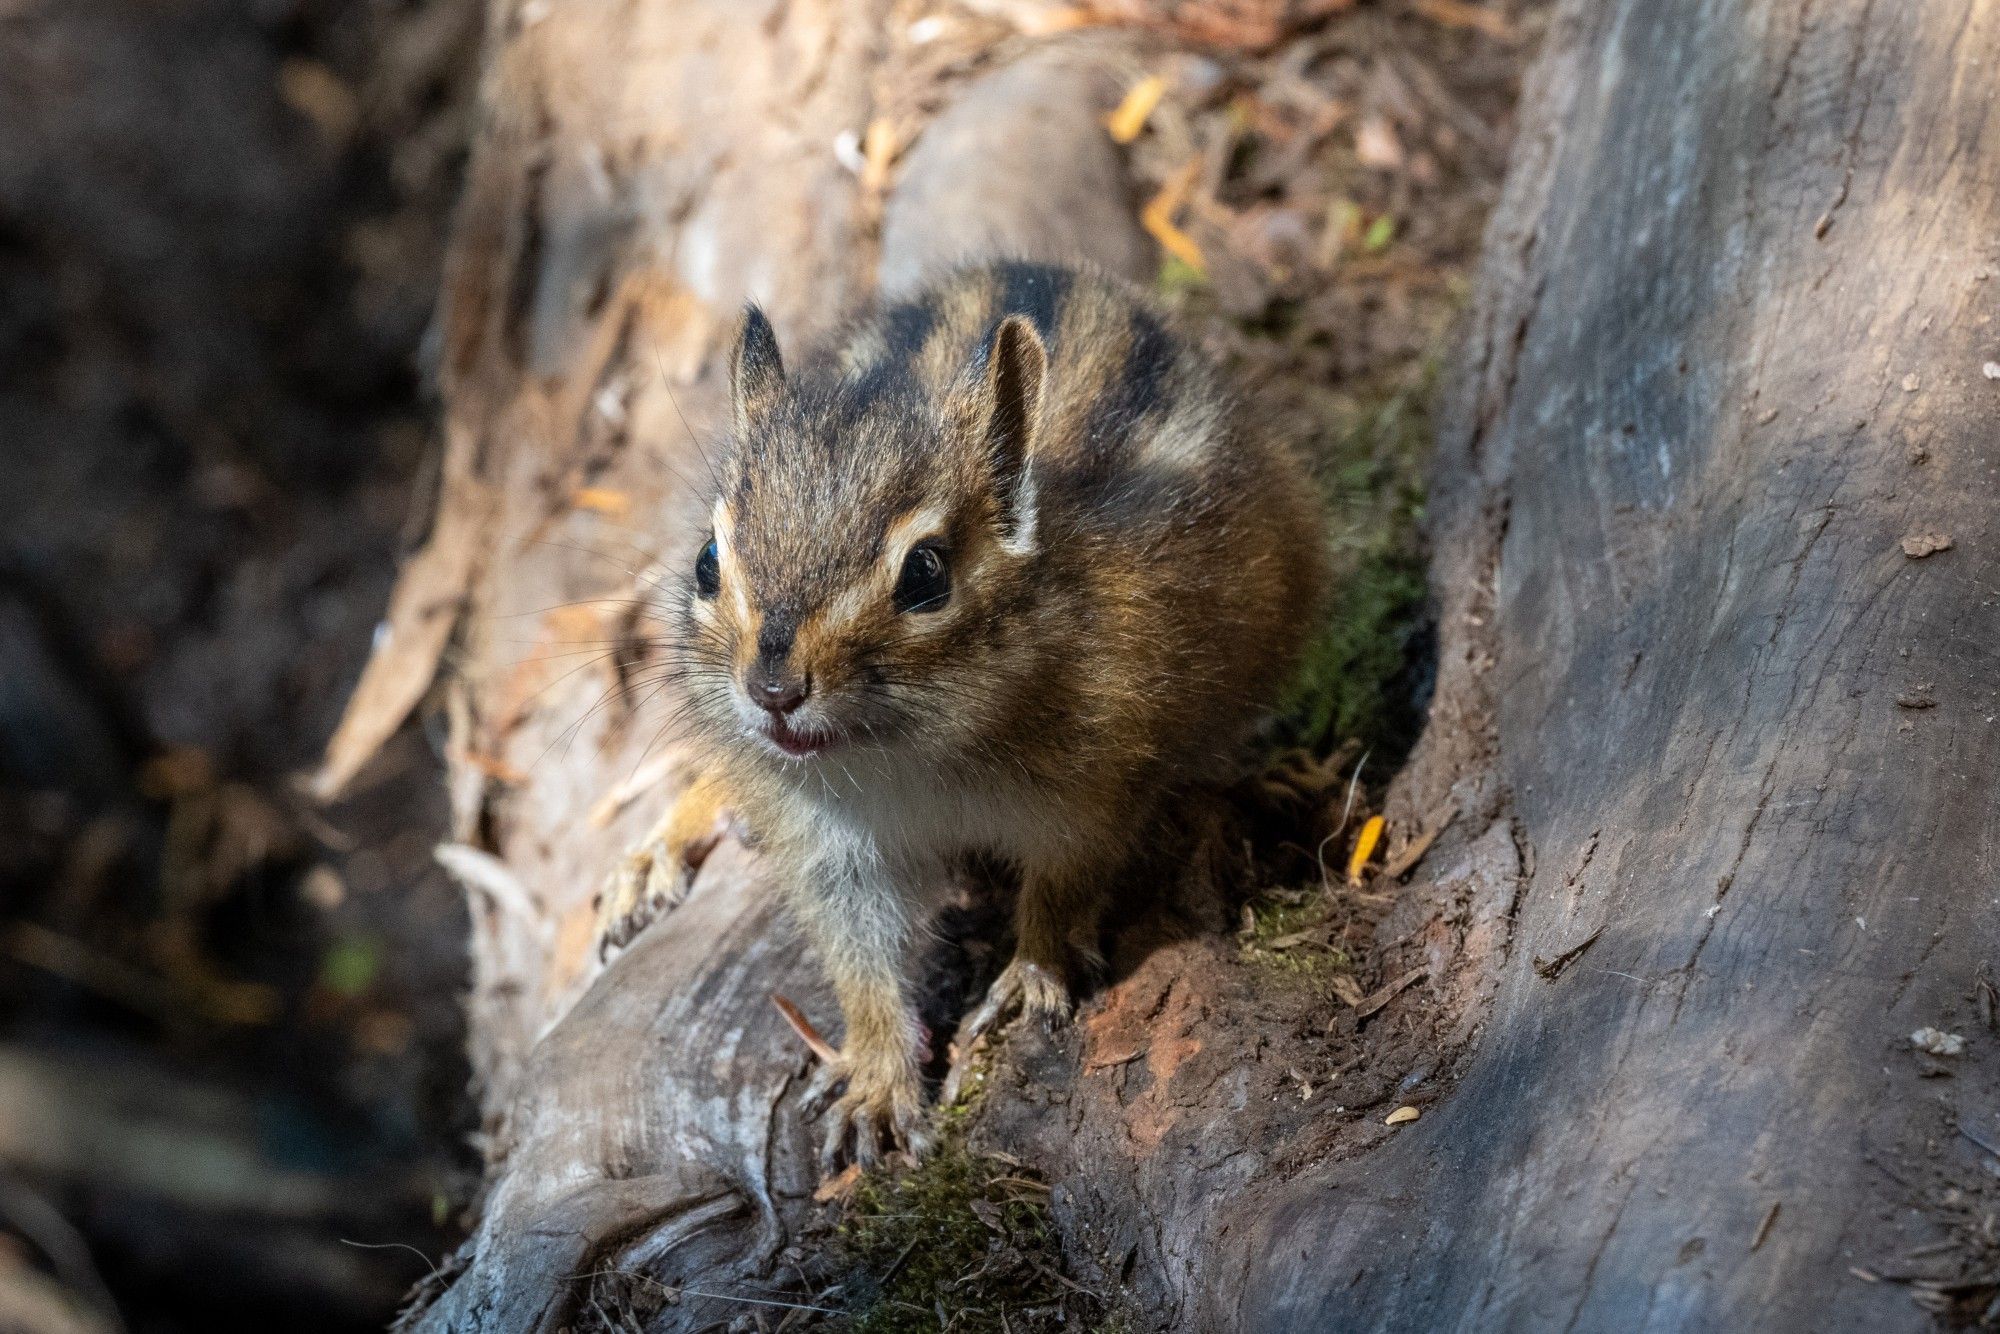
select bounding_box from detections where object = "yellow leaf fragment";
[1141,159,1206,273]
[571,486,631,517]
[1347,814,1386,886]
[1105,74,1167,145]
[861,117,899,196]
[1385,1105,1420,1126]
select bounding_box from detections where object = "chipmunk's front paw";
[940,958,1071,1107]
[594,806,729,957]
[594,837,688,955]
[962,957,1072,1043]
[815,1062,933,1172]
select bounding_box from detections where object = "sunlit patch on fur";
[1142,396,1224,472]
[711,499,755,627]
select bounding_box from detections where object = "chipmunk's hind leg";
[953,856,1111,1049]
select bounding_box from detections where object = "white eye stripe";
[699,500,759,624]
[881,503,951,570]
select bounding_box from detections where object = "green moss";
[1276,375,1435,762]
[833,1114,1097,1332]
[1238,886,1352,990]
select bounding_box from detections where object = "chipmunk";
[600,260,1324,1168]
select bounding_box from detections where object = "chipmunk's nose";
[749,655,810,715]
[755,671,810,715]
[750,617,810,714]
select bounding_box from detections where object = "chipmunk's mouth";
[759,715,843,759]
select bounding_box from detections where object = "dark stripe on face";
[757,608,799,661]
[996,262,1072,344]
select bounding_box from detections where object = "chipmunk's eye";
[893,543,950,614]
[694,538,720,600]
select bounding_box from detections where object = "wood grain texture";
[1221,1,2000,1327]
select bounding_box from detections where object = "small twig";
[771,993,840,1065]
[587,752,680,828]
[1533,928,1604,981]
[341,1238,444,1287]
[879,1237,923,1289]
[434,842,551,936]
[1749,1201,1782,1253]
[1028,1258,1106,1303]
[988,1176,1052,1195]
[1354,967,1429,1021]
[1959,1122,2000,1159]
[1383,805,1457,880]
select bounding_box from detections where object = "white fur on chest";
[777,752,1075,891]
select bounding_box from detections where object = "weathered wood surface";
[1216,1,2000,1327]
[336,0,2000,1328]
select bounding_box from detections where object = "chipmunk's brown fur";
[633,261,1322,1165]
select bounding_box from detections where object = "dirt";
[0,0,480,1327]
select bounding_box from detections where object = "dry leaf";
[1385,1105,1420,1126]
[1105,74,1167,144]
[814,1163,863,1203]
[1354,114,1404,170]
[570,486,631,517]
[1900,532,1953,558]
[1140,158,1206,271]
[1346,814,1385,885]
[1902,372,1921,392]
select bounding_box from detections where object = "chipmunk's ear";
[963,314,1047,551]
[729,304,785,436]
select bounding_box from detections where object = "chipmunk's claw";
[815,1068,933,1174]
[594,820,725,958]
[941,958,1071,1106]
[965,957,1072,1041]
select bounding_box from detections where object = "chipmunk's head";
[678,305,1047,765]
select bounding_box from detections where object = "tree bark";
[326,0,2000,1329]
[1213,2,2000,1327]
